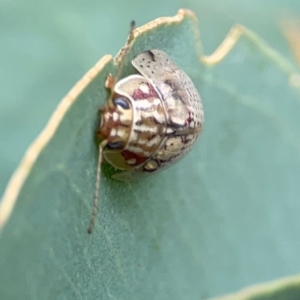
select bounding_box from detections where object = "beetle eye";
[106,141,124,150]
[113,97,130,109]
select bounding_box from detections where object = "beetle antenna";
[114,20,136,83]
[126,20,136,54]
[130,20,136,35]
[87,139,108,234]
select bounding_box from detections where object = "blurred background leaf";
[1,1,300,300]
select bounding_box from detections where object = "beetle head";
[97,95,133,150]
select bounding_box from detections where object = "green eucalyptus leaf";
[1,8,300,300]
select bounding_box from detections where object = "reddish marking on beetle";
[122,150,148,166]
[181,135,192,145]
[132,83,158,100]
[185,112,193,126]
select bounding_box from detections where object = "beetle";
[87,24,204,233]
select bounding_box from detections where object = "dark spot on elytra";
[135,120,143,126]
[147,50,156,61]
[164,79,172,86]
